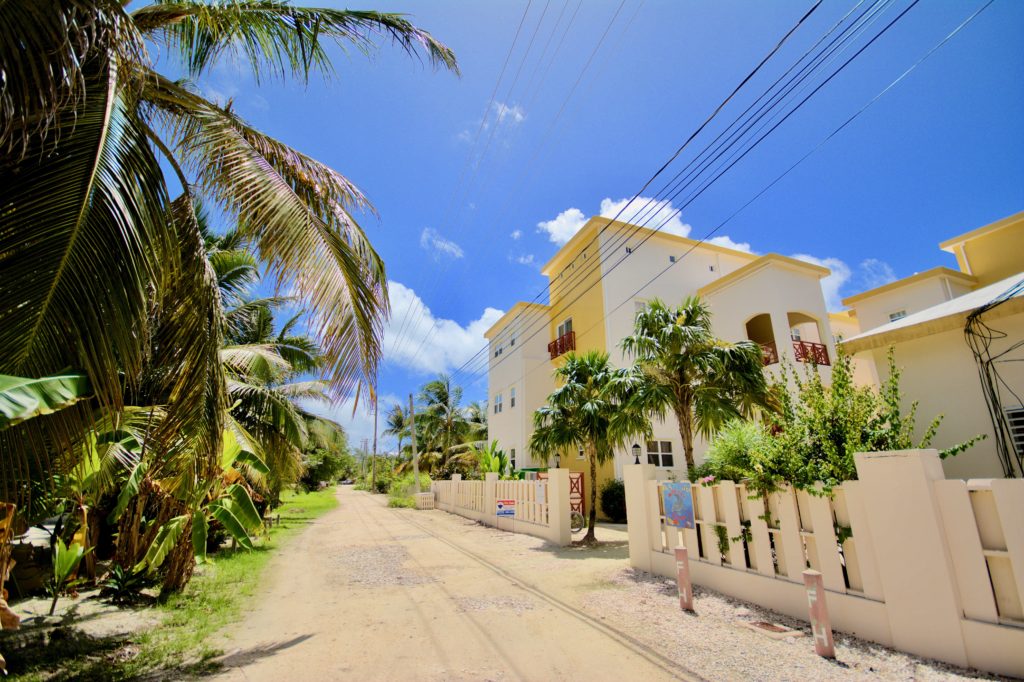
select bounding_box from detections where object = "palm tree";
[383,403,409,460]
[621,297,774,472]
[417,374,472,473]
[0,0,457,507]
[530,351,650,543]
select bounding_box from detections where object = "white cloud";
[419,227,464,260]
[859,258,897,290]
[537,207,588,245]
[456,129,472,143]
[385,281,504,375]
[511,253,535,266]
[792,253,852,312]
[510,229,522,240]
[598,196,693,238]
[707,235,754,253]
[493,101,525,125]
[301,392,402,455]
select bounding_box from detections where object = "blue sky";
[181,0,1024,450]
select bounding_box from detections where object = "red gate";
[538,471,585,515]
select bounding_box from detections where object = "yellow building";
[841,211,1024,479]
[486,217,847,519]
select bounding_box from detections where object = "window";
[646,440,674,467]
[494,394,503,414]
[889,310,908,322]
[669,255,677,263]
[510,448,516,470]
[790,327,802,341]
[557,318,573,337]
[510,388,516,408]
[1008,407,1024,459]
[494,345,503,357]
[578,447,585,461]
[709,265,715,272]
[510,333,516,347]
[625,247,633,254]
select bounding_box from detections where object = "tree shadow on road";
[530,539,630,561]
[212,633,315,671]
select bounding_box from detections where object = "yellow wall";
[942,212,1024,285]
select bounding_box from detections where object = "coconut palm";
[383,403,409,459]
[530,351,650,543]
[621,297,774,472]
[416,374,472,471]
[0,0,457,506]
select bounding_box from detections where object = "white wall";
[852,276,967,333]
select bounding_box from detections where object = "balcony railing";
[548,330,575,360]
[793,340,830,366]
[760,342,779,366]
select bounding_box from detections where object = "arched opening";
[745,313,778,365]
[786,312,830,365]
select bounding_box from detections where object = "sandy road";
[213,487,697,682]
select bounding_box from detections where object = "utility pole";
[360,438,369,481]
[410,393,420,495]
[371,372,378,493]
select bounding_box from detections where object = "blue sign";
[496,499,516,517]
[661,482,695,529]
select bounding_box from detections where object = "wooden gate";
[538,471,585,515]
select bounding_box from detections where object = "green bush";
[599,478,627,523]
[299,448,355,492]
[386,472,431,508]
[692,419,771,484]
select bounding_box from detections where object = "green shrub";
[385,472,431,508]
[695,419,771,483]
[599,478,627,523]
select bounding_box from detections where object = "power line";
[417,0,826,378]
[452,0,927,384]
[461,0,994,415]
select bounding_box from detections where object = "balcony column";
[770,311,794,363]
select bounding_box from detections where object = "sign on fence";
[496,499,516,517]
[536,481,546,505]
[661,482,695,529]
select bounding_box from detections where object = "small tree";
[530,351,649,543]
[622,297,774,472]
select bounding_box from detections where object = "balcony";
[793,340,830,366]
[760,342,779,366]
[548,331,575,360]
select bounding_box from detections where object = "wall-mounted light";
[632,443,641,465]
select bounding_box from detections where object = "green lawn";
[13,486,339,681]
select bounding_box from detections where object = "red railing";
[793,340,830,366]
[547,331,575,360]
[760,342,779,366]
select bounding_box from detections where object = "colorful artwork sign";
[661,482,695,529]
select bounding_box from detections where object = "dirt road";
[213,487,697,682]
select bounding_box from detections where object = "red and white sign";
[496,499,516,517]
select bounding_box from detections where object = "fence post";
[854,449,968,666]
[485,472,498,527]
[624,463,657,573]
[546,468,571,546]
[451,474,461,513]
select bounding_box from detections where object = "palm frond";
[132,1,459,82]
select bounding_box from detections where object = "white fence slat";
[842,481,884,600]
[718,482,746,569]
[648,481,664,552]
[698,484,721,564]
[992,479,1024,618]
[747,492,776,577]
[806,488,846,592]
[935,480,999,623]
[776,486,806,581]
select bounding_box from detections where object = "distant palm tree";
[417,374,472,472]
[621,297,774,472]
[383,403,409,459]
[530,351,650,543]
[0,0,457,504]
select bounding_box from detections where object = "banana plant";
[48,538,86,616]
[472,441,510,479]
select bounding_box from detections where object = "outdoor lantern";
[632,443,641,465]
[554,453,560,468]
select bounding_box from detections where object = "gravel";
[333,545,436,587]
[454,596,536,614]
[582,567,1010,681]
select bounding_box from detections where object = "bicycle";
[570,510,586,533]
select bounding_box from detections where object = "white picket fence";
[430,470,571,545]
[624,450,1024,677]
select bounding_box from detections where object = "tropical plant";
[100,565,154,606]
[47,538,86,615]
[599,479,627,524]
[0,0,457,513]
[383,403,410,458]
[530,351,650,543]
[471,441,510,478]
[690,419,773,484]
[621,297,774,472]
[415,374,474,474]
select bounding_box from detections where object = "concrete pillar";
[484,473,498,528]
[546,468,571,546]
[770,311,793,363]
[853,449,968,666]
[624,463,657,572]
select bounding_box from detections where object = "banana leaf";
[209,502,255,550]
[191,512,209,563]
[134,515,187,574]
[0,373,90,429]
